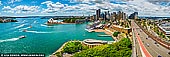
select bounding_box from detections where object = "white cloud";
[66,0,170,16]
[41,1,66,13]
[8,0,22,4]
[2,5,40,14]
[2,6,12,10]
[42,1,65,8]
[125,0,170,16]
[41,1,53,5]
[0,1,2,5]
[70,0,110,4]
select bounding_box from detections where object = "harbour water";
[0,18,114,56]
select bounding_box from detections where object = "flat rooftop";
[158,22,170,35]
[83,39,114,45]
[160,22,170,31]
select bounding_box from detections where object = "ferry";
[19,36,26,39]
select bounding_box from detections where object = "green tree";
[55,52,62,57]
[113,32,120,39]
[62,41,88,54]
[73,38,132,57]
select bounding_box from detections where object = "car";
[168,52,170,55]
[146,43,149,47]
[158,55,162,57]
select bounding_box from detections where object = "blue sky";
[0,0,170,17]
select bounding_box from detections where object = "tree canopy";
[113,31,120,37]
[62,41,88,54]
[73,38,132,57]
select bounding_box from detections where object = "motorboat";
[29,26,32,28]
[85,29,94,32]
[22,29,27,32]
[19,36,26,39]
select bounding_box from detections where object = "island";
[0,18,18,23]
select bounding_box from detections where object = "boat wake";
[19,26,30,30]
[33,21,37,23]
[7,24,25,31]
[14,24,25,29]
[22,20,26,23]
[26,31,52,34]
[40,24,52,27]
[0,38,20,43]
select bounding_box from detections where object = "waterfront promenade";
[93,29,118,41]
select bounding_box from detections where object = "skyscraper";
[129,12,138,19]
[106,11,110,20]
[101,13,105,20]
[118,11,122,20]
[123,12,126,19]
[96,9,101,21]
[104,11,107,20]
[113,12,116,21]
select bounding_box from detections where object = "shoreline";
[50,42,68,57]
[46,22,76,25]
[50,29,117,57]
[93,29,118,41]
[50,41,82,57]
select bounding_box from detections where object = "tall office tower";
[101,13,105,20]
[123,12,126,19]
[118,11,122,20]
[113,12,117,21]
[110,12,116,22]
[110,13,113,22]
[129,12,138,19]
[134,12,138,19]
[96,9,101,21]
[104,11,107,21]
[121,12,124,20]
[106,11,110,20]
[98,9,101,18]
[94,15,96,20]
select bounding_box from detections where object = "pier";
[98,35,111,37]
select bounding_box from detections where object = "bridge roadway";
[132,20,170,57]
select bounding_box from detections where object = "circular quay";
[0,0,170,57]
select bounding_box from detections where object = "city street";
[132,20,170,57]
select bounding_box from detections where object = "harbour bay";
[0,18,114,57]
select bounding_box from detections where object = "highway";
[132,20,170,57]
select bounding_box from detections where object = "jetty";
[98,35,111,37]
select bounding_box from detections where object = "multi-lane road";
[132,20,170,57]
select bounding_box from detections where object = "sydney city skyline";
[0,0,170,16]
